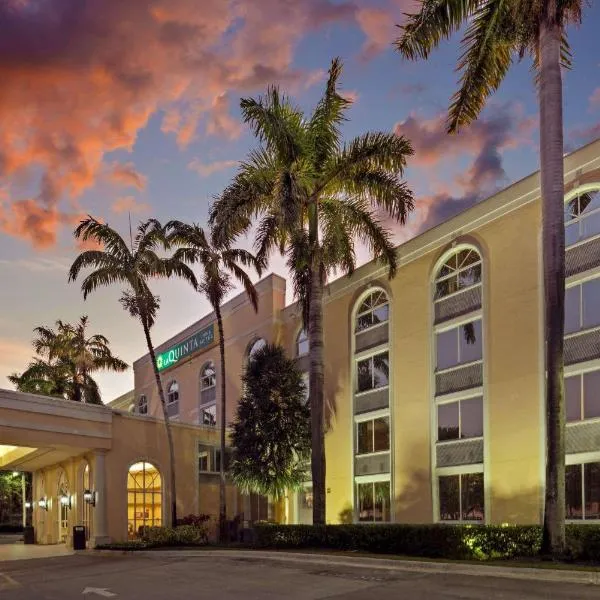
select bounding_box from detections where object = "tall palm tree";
[10,317,126,403]
[165,220,262,541]
[209,58,414,525]
[69,217,198,527]
[395,0,585,556]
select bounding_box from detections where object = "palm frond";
[73,217,130,262]
[448,0,516,132]
[395,0,480,60]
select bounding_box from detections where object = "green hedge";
[0,525,23,534]
[253,524,600,562]
[96,524,208,551]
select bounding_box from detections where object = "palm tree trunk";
[539,10,566,558]
[308,212,326,525]
[215,305,227,542]
[142,317,178,528]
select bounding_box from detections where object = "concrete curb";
[96,549,600,586]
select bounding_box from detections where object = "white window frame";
[137,394,148,415]
[200,402,217,427]
[564,186,600,248]
[565,274,600,336]
[355,290,389,334]
[434,316,483,372]
[355,413,390,456]
[355,348,390,394]
[565,453,600,522]
[296,329,309,357]
[354,474,392,523]
[435,390,484,443]
[200,362,216,391]
[434,466,485,524]
[434,248,482,301]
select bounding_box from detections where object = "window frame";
[355,413,390,456]
[167,380,179,405]
[200,362,216,391]
[137,394,148,415]
[354,475,391,523]
[564,187,600,248]
[436,392,484,443]
[200,402,217,427]
[355,349,390,394]
[434,247,482,301]
[436,468,485,523]
[565,456,600,521]
[565,275,600,336]
[296,329,309,357]
[565,367,600,423]
[354,289,390,334]
[435,316,483,372]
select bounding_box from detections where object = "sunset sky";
[1,0,599,402]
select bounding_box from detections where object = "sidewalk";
[103,548,600,586]
[0,542,74,562]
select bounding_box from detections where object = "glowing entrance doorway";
[127,462,162,538]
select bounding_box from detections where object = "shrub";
[0,525,23,534]
[175,524,209,546]
[176,514,211,527]
[255,524,600,561]
[139,524,208,547]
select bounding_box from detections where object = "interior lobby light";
[12,471,19,477]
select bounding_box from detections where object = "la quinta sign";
[156,324,214,371]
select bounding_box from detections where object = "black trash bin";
[73,525,86,550]
[23,526,35,545]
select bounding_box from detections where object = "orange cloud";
[188,158,239,177]
[107,163,148,190]
[111,196,151,214]
[0,0,361,248]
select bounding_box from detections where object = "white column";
[92,451,110,546]
[21,473,26,528]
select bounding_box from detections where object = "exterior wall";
[133,274,286,426]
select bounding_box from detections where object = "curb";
[95,549,600,586]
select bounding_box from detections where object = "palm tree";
[10,317,126,404]
[33,316,128,404]
[209,58,414,525]
[165,220,262,541]
[395,0,585,557]
[69,217,198,527]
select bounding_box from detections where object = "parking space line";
[0,573,20,590]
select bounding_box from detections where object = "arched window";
[355,290,389,333]
[432,245,485,523]
[137,395,148,415]
[200,362,217,427]
[248,338,266,361]
[565,187,600,247]
[434,247,481,299]
[296,329,309,357]
[57,470,70,543]
[127,462,161,538]
[352,286,391,522]
[81,462,92,540]
[166,381,179,417]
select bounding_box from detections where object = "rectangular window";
[565,278,600,334]
[565,370,600,422]
[201,403,217,426]
[566,462,600,520]
[436,320,482,370]
[439,472,484,522]
[356,417,389,455]
[198,451,209,473]
[357,480,391,522]
[437,397,483,441]
[356,352,389,392]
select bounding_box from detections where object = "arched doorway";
[56,470,70,543]
[127,461,162,539]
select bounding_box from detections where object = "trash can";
[23,526,35,545]
[73,525,86,550]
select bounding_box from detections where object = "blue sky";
[0,0,598,401]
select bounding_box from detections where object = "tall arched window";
[81,462,92,540]
[137,395,148,415]
[432,245,484,523]
[248,338,266,362]
[296,330,309,357]
[127,462,162,538]
[352,287,391,522]
[200,362,217,426]
[57,469,70,543]
[166,381,179,417]
[564,185,600,521]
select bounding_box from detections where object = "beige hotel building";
[2,138,600,545]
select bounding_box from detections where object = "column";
[22,473,26,528]
[92,450,110,546]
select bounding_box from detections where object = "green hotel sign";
[156,324,215,372]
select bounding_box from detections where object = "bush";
[176,514,211,527]
[138,524,209,548]
[252,524,600,562]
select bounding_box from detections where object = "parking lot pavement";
[0,553,599,599]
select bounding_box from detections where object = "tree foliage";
[9,316,127,404]
[230,344,310,499]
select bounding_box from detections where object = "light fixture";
[12,471,19,477]
[83,489,96,506]
[38,497,48,511]
[25,502,32,509]
[59,494,71,509]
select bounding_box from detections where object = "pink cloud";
[111,196,151,214]
[589,88,600,111]
[107,162,148,190]
[188,158,239,177]
[0,0,361,248]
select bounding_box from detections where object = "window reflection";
[436,321,482,370]
[355,290,389,333]
[357,481,390,522]
[564,190,600,246]
[439,473,484,522]
[356,352,389,392]
[435,249,482,300]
